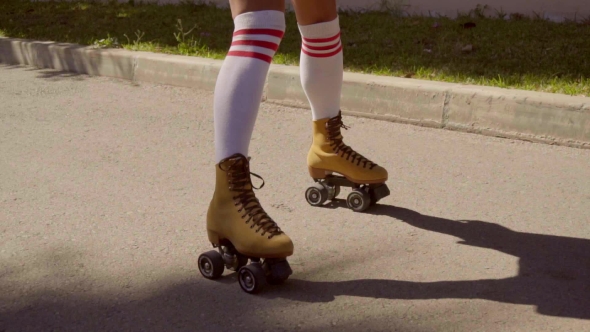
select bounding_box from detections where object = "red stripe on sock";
[301,44,343,58]
[302,39,340,51]
[231,39,279,51]
[227,50,273,63]
[302,32,341,43]
[233,29,285,38]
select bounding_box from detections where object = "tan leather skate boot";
[308,111,388,184]
[206,153,294,259]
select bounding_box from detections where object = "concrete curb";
[2,37,589,149]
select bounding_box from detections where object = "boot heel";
[308,166,328,179]
[207,230,221,245]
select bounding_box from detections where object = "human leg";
[291,0,341,121]
[292,0,390,211]
[214,0,286,162]
[200,0,293,294]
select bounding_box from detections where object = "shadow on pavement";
[1,63,86,81]
[268,202,590,320]
[24,66,87,81]
[2,203,588,331]
[0,248,276,331]
[0,250,416,332]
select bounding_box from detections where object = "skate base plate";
[308,174,391,211]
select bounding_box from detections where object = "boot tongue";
[226,155,255,190]
[326,122,344,146]
[326,112,346,140]
[330,127,344,141]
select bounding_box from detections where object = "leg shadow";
[271,205,590,319]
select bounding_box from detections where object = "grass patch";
[1,0,589,96]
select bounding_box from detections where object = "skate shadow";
[270,205,590,320]
[315,198,350,210]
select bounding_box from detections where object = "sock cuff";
[234,10,286,32]
[298,16,340,39]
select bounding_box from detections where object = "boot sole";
[207,230,293,259]
[308,166,387,184]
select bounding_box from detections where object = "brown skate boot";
[304,111,390,212]
[198,153,293,294]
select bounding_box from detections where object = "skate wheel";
[347,189,371,212]
[198,250,225,279]
[305,183,328,207]
[238,263,266,294]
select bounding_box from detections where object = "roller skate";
[198,154,294,294]
[304,111,390,212]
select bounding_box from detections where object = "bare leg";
[291,0,337,25]
[229,0,285,18]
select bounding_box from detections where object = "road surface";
[1,64,589,331]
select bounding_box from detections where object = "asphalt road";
[1,64,589,332]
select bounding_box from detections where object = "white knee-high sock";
[298,16,343,121]
[214,10,285,163]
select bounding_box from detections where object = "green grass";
[1,0,589,96]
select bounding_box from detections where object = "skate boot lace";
[220,155,283,239]
[325,112,377,170]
